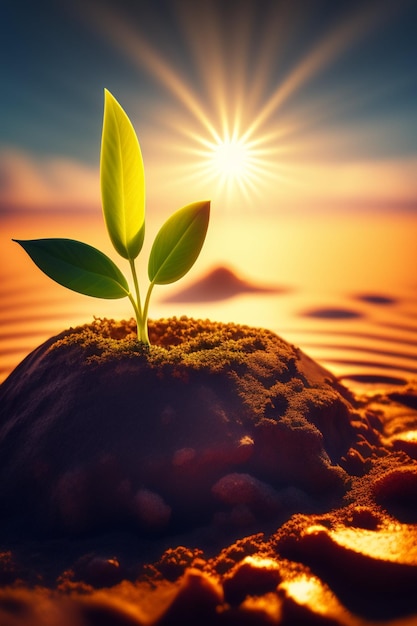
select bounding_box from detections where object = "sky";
[1,0,416,215]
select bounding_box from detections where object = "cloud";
[0,149,99,212]
[288,158,417,206]
[0,147,416,216]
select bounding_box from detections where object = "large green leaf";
[148,200,210,285]
[13,238,129,299]
[100,89,145,260]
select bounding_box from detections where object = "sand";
[0,317,416,625]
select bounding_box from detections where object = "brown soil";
[0,317,416,625]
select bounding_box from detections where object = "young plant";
[13,89,210,345]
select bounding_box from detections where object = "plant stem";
[128,259,150,345]
[142,282,155,339]
[137,310,150,344]
[129,259,142,318]
[127,292,142,338]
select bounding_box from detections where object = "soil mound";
[1,318,417,624]
[0,317,364,535]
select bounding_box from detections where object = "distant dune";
[162,265,285,302]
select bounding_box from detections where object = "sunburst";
[81,1,390,210]
[210,136,251,182]
[202,131,260,193]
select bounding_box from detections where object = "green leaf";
[100,89,145,260]
[13,238,130,299]
[148,200,210,285]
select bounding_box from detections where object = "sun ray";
[241,1,398,142]
[80,2,221,144]
[76,0,404,211]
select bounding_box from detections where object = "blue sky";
[1,0,416,213]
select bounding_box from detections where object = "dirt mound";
[1,318,417,624]
[0,317,366,535]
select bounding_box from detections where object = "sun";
[194,131,267,202]
[170,125,277,207]
[211,137,252,182]
[86,1,396,211]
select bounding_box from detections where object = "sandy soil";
[0,317,416,625]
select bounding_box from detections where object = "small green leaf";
[148,200,210,285]
[13,238,129,299]
[100,89,145,260]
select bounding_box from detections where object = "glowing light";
[396,430,417,443]
[281,574,341,616]
[73,1,415,212]
[211,137,251,181]
[328,525,417,565]
[192,131,275,203]
[242,556,280,570]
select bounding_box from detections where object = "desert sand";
[0,317,416,625]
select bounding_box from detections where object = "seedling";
[13,90,210,345]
